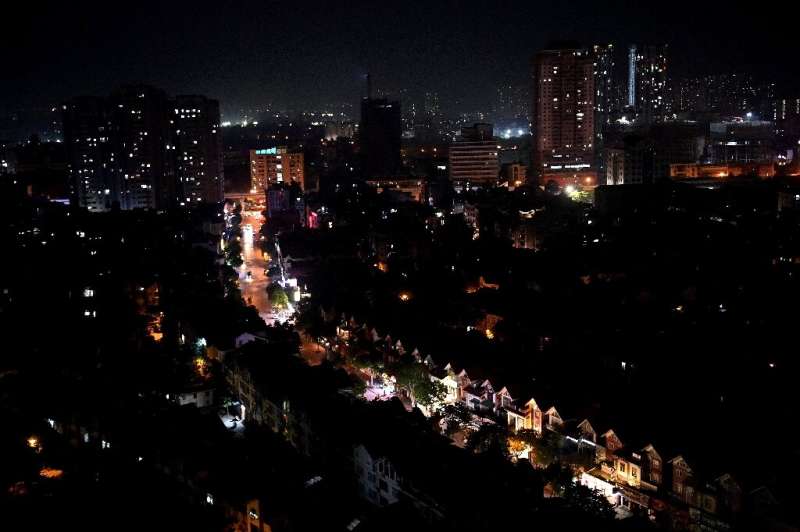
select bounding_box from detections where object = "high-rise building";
[63,96,112,211]
[171,95,223,205]
[532,46,596,186]
[448,123,499,188]
[359,97,402,178]
[250,147,305,191]
[593,44,615,126]
[593,44,616,177]
[107,85,173,210]
[628,45,668,123]
[63,85,224,212]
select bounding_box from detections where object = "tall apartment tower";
[593,44,615,127]
[448,123,499,188]
[106,85,173,210]
[628,44,668,123]
[63,96,112,212]
[593,44,616,176]
[172,95,224,205]
[359,97,402,179]
[63,85,225,211]
[532,46,596,187]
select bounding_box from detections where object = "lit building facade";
[593,44,616,128]
[171,95,224,205]
[629,45,668,123]
[106,85,173,210]
[63,85,224,211]
[63,96,113,211]
[593,44,616,176]
[448,123,499,188]
[532,47,596,186]
[249,147,305,191]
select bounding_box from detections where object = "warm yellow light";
[195,357,208,375]
[39,467,63,479]
[399,292,411,302]
[27,436,40,451]
[485,329,495,340]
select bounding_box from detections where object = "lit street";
[238,208,272,323]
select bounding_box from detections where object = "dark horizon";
[3,0,798,119]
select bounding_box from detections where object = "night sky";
[3,0,796,118]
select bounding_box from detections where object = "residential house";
[461,379,496,415]
[573,418,598,444]
[600,429,624,457]
[505,397,543,434]
[561,418,600,463]
[596,428,623,463]
[581,467,619,506]
[430,365,461,405]
[614,448,643,488]
[543,406,564,430]
[667,455,694,501]
[640,443,663,487]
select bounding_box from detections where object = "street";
[238,209,273,324]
